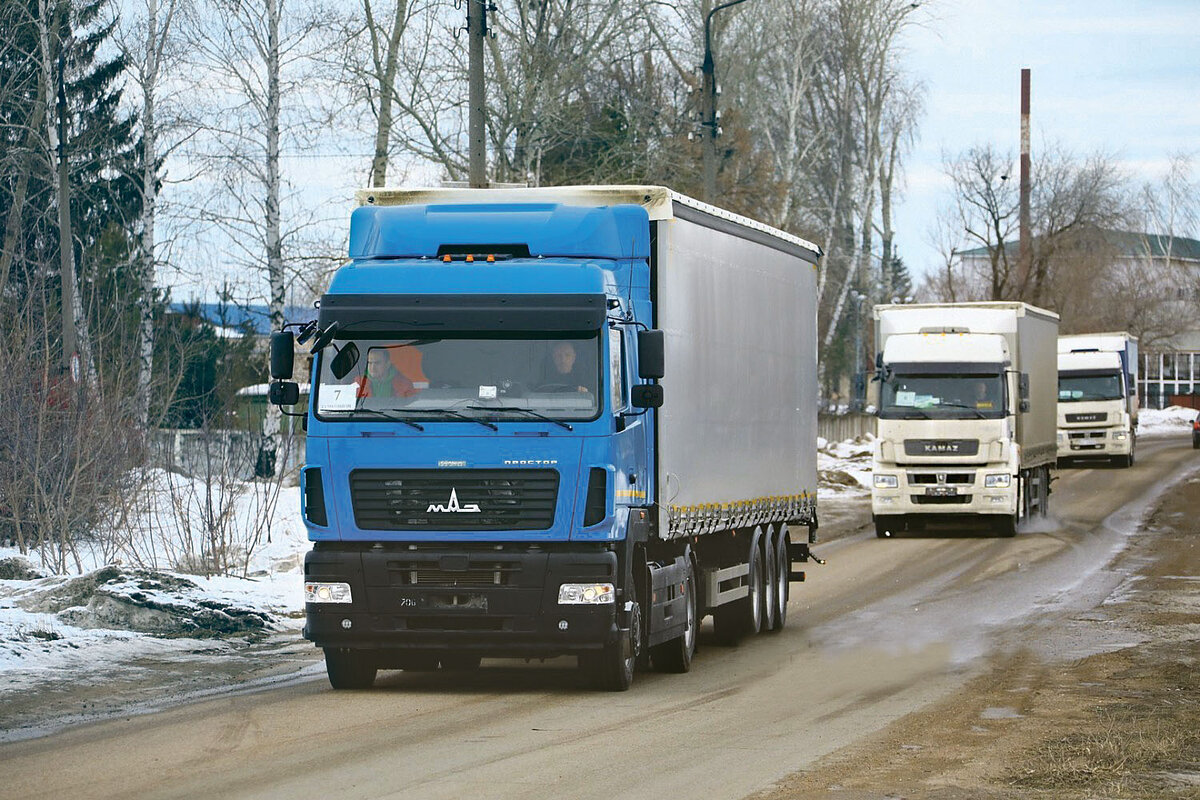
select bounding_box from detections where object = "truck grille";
[903,439,979,456]
[386,560,521,587]
[1066,412,1107,424]
[909,472,975,485]
[350,469,559,531]
[911,494,972,505]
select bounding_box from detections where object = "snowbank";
[1138,406,1197,435]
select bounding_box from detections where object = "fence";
[150,429,305,481]
[817,413,875,443]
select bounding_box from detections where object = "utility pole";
[700,0,749,204]
[1017,67,1031,295]
[56,45,78,382]
[467,0,488,188]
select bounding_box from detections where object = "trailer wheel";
[713,530,764,645]
[769,526,790,632]
[323,648,377,690]
[761,527,778,632]
[651,558,697,673]
[583,599,639,691]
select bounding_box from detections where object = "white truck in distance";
[871,302,1060,538]
[1056,333,1139,467]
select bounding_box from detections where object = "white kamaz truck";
[871,302,1059,538]
[1056,333,1139,467]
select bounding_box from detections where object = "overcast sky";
[894,0,1200,286]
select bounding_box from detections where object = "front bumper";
[302,544,622,658]
[871,465,1017,517]
[1056,428,1132,458]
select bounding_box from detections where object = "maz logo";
[923,442,961,453]
[426,488,481,513]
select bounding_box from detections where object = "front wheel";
[995,513,1018,538]
[582,600,639,691]
[324,648,377,690]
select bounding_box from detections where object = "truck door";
[610,326,649,506]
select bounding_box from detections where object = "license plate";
[427,594,488,611]
[926,486,958,497]
[1075,439,1100,447]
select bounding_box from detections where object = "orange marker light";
[442,254,451,262]
[466,254,474,262]
[487,254,495,262]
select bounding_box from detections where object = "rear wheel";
[761,528,777,633]
[324,648,377,690]
[769,527,790,632]
[651,558,697,673]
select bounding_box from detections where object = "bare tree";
[114,0,188,429]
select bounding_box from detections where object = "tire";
[713,531,764,645]
[768,527,790,632]
[583,599,639,691]
[995,513,1018,538]
[324,648,377,690]
[761,529,777,633]
[440,653,482,671]
[651,558,697,673]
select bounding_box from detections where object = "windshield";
[313,335,601,422]
[879,372,1006,420]
[1058,371,1122,402]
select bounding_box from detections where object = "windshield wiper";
[322,408,424,431]
[935,402,989,419]
[466,404,573,431]
[402,408,499,431]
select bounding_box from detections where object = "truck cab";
[1056,334,1139,467]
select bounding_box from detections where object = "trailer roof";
[355,185,822,264]
[873,301,1060,323]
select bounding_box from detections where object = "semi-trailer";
[268,185,822,690]
[871,302,1060,538]
[1056,333,1139,467]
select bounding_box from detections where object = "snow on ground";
[817,433,874,498]
[1138,405,1197,435]
[0,472,309,704]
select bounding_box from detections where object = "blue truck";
[268,186,822,690]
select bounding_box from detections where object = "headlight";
[1112,431,1127,440]
[305,582,353,604]
[873,474,899,489]
[984,473,1011,488]
[558,583,615,604]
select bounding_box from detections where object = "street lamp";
[701,0,750,204]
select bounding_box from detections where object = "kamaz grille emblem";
[937,473,947,484]
[923,443,960,453]
[426,488,481,513]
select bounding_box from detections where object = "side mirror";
[270,332,294,380]
[1019,399,1031,413]
[632,384,664,409]
[1019,373,1030,400]
[637,329,665,380]
[269,380,300,406]
[309,322,340,354]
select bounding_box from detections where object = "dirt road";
[2,437,1196,800]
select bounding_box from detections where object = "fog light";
[984,473,1011,488]
[873,474,899,489]
[305,581,353,604]
[558,620,569,631]
[876,496,895,505]
[1112,431,1128,440]
[558,583,615,604]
